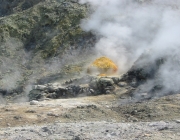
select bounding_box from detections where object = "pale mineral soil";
[0,88,180,139]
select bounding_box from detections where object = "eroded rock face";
[28,76,122,101]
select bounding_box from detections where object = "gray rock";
[118,82,127,87]
[99,78,114,87]
[30,100,39,105]
[28,76,118,100]
[33,85,47,90]
[89,89,94,94]
[73,136,81,140]
[106,90,111,94]
[111,77,120,84]
[28,89,44,101]
[89,79,98,89]
[175,120,180,123]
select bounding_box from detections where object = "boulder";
[99,77,114,87]
[28,89,45,101]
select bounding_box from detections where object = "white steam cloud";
[79,0,180,94]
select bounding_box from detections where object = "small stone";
[36,85,47,90]
[30,100,39,105]
[118,82,127,87]
[140,93,148,97]
[107,133,111,137]
[7,123,11,126]
[73,136,81,140]
[42,127,49,132]
[175,120,180,123]
[111,132,117,136]
[25,110,36,113]
[106,90,111,94]
[47,112,59,117]
[14,116,21,120]
[89,89,94,94]
[133,118,138,122]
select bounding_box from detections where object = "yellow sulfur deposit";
[87,56,118,76]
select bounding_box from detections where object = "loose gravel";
[0,121,180,140]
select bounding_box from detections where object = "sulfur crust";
[87,56,118,76]
[92,57,118,71]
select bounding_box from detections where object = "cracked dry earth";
[0,92,180,139]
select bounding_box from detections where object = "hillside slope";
[0,0,96,98]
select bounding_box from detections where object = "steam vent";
[1,1,180,139]
[87,56,118,76]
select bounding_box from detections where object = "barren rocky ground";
[0,0,180,140]
[0,87,180,139]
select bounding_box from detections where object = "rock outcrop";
[28,76,122,101]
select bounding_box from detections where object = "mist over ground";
[79,0,180,95]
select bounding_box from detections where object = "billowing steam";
[79,0,180,94]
